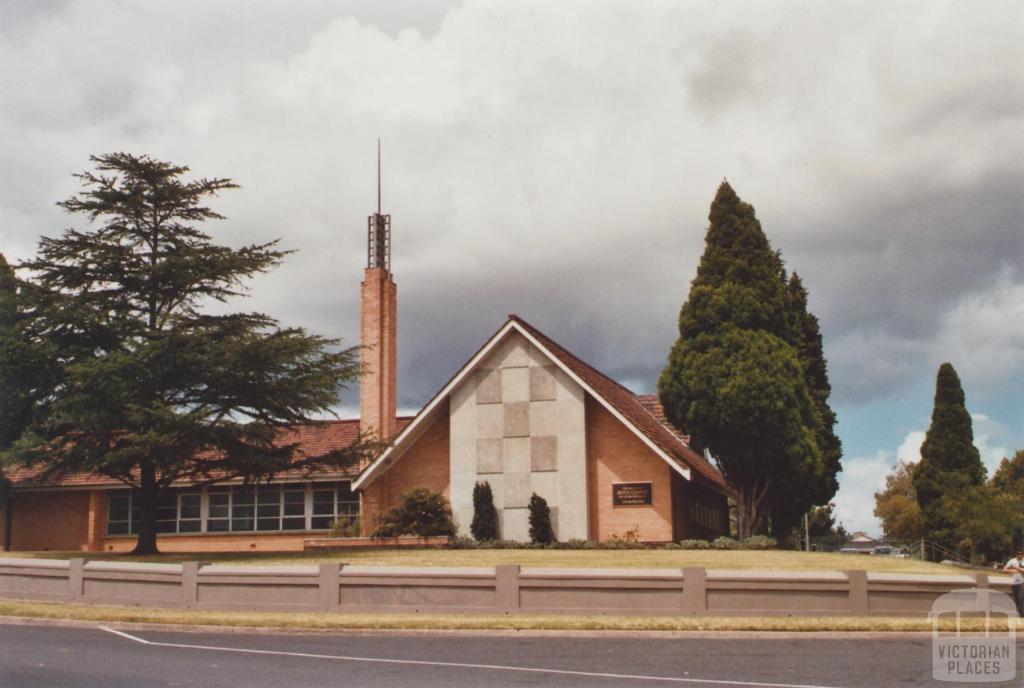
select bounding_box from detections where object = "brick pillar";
[360,267,397,442]
[85,490,103,552]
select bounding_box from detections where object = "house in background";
[841,532,879,554]
[0,193,730,552]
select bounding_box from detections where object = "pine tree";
[3,153,369,554]
[0,253,26,451]
[528,493,554,545]
[658,182,822,537]
[913,363,986,553]
[470,481,498,541]
[0,254,58,453]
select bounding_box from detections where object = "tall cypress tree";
[913,363,985,551]
[771,272,843,537]
[659,182,822,537]
[470,481,498,541]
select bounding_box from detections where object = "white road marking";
[99,626,845,688]
[98,626,152,644]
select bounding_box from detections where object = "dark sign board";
[612,482,652,506]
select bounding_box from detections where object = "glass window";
[283,489,305,530]
[105,481,359,536]
[179,493,201,532]
[208,490,230,532]
[257,487,282,531]
[231,487,255,532]
[311,486,336,529]
[106,493,132,535]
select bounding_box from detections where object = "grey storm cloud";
[1,0,1022,421]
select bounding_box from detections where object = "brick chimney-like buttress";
[359,148,397,441]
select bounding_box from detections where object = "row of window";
[690,496,726,533]
[106,482,358,536]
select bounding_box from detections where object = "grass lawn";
[1,548,986,575]
[0,599,1017,633]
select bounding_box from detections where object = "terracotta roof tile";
[7,417,413,490]
[509,315,728,491]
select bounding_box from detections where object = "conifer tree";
[771,272,843,536]
[3,153,369,554]
[528,493,554,545]
[0,253,26,451]
[658,182,822,538]
[0,254,58,452]
[913,363,986,552]
[470,481,498,541]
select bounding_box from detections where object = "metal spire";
[367,138,391,272]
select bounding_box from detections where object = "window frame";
[104,481,357,537]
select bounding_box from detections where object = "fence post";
[975,571,992,615]
[495,565,520,614]
[847,570,868,615]
[68,558,85,602]
[319,563,343,612]
[682,567,707,615]
[181,561,199,607]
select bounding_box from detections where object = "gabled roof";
[508,316,727,490]
[353,315,728,492]
[6,417,413,490]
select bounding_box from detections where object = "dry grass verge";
[0,599,1016,633]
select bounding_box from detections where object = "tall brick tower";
[359,141,397,440]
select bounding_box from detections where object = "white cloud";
[0,2,1020,474]
[835,412,1013,536]
[897,431,926,464]
[935,274,1024,394]
[971,413,1011,476]
[833,449,895,537]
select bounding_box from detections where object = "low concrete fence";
[0,557,1012,617]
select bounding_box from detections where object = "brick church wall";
[359,403,451,535]
[585,395,675,542]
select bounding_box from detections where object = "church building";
[0,190,730,552]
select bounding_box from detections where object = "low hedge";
[446,535,777,551]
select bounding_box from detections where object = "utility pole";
[804,512,811,552]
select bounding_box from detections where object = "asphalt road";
[1,623,1020,687]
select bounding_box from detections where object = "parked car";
[871,545,908,557]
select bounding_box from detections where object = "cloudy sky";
[2,1,1022,535]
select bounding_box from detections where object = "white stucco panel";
[449,331,588,542]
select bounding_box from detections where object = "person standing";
[1003,550,1024,616]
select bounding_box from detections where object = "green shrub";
[372,487,456,538]
[447,535,479,549]
[528,493,555,545]
[740,535,777,550]
[328,517,361,538]
[487,539,521,549]
[470,481,498,541]
[712,536,742,550]
[598,528,647,552]
[679,539,713,549]
[557,539,592,549]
